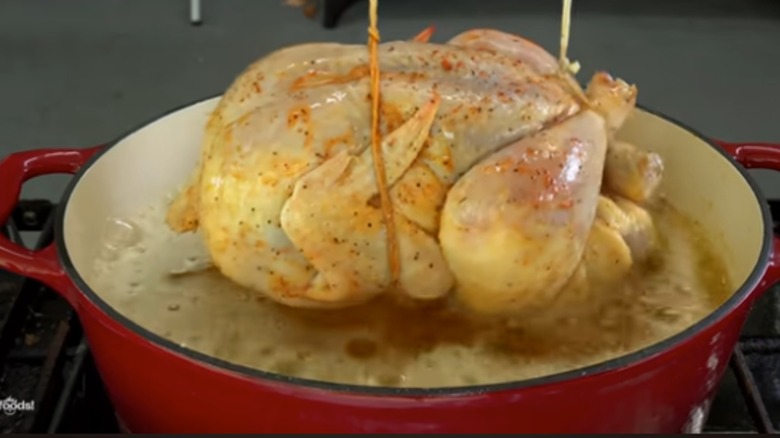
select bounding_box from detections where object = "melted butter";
[89,198,731,388]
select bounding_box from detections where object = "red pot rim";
[52,95,776,396]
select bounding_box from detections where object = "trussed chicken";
[166,28,664,315]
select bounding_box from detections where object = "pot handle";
[0,146,103,306]
[716,141,780,292]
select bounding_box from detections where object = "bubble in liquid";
[102,218,142,251]
[653,306,680,323]
[345,338,378,359]
[271,360,301,375]
[170,255,212,275]
[376,374,404,387]
[96,248,118,263]
[259,347,276,357]
[460,375,478,385]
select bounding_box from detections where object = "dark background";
[1,0,780,207]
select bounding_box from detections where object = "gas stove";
[0,199,778,433]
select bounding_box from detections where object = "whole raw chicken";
[166,28,664,316]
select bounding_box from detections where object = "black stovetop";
[0,199,778,434]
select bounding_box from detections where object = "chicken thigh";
[440,108,608,315]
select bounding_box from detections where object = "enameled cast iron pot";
[1,96,779,433]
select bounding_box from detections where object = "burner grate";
[0,201,117,433]
[731,347,777,433]
[0,199,778,433]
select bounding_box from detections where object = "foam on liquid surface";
[88,199,731,387]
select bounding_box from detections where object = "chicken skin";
[166,28,663,315]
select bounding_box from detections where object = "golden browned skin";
[166,28,661,314]
[604,140,664,203]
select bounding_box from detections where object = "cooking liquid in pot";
[89,198,731,387]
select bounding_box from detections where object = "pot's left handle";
[0,146,103,306]
[717,141,780,293]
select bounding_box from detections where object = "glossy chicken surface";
[166,28,664,315]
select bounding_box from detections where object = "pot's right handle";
[716,141,780,292]
[0,146,103,306]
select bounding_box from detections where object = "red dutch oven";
[0,96,779,433]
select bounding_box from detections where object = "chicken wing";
[281,98,454,305]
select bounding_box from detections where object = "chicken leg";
[440,109,608,316]
[439,72,638,317]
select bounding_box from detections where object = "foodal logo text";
[1,397,35,416]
